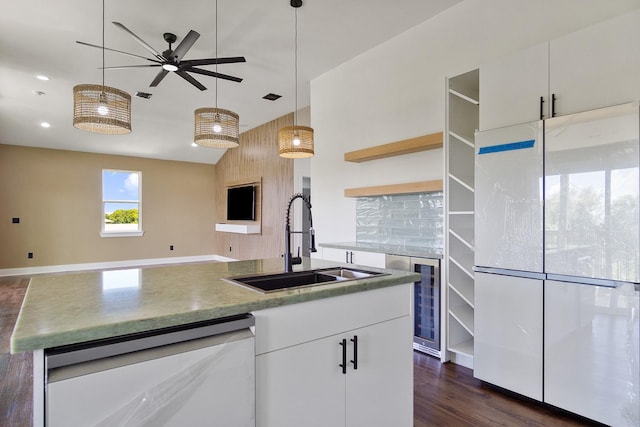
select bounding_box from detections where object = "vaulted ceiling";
[0,0,462,164]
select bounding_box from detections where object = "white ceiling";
[0,0,462,164]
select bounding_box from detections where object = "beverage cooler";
[386,255,441,358]
[474,102,639,426]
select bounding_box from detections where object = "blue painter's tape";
[478,139,535,154]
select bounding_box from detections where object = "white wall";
[310,0,640,245]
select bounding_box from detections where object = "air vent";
[135,91,152,99]
[262,93,281,101]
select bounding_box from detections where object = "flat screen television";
[227,185,256,221]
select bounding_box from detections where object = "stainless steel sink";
[224,267,387,294]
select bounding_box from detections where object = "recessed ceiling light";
[40,122,51,128]
[36,75,50,81]
[32,90,46,96]
[191,142,198,147]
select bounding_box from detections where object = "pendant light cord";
[294,6,298,127]
[101,0,105,87]
[214,0,218,110]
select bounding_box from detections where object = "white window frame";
[100,169,144,237]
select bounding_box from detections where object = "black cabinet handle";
[350,335,358,370]
[339,339,347,374]
[551,93,557,117]
[539,96,544,120]
[345,251,349,263]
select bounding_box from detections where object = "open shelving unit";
[444,68,478,369]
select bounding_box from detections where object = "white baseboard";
[0,254,239,277]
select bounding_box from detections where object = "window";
[101,169,143,237]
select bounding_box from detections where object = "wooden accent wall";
[214,113,294,260]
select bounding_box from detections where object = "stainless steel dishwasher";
[386,255,441,357]
[44,314,255,427]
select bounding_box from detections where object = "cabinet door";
[350,250,386,268]
[256,334,346,427]
[475,122,544,272]
[346,316,413,427]
[550,9,640,117]
[479,42,549,131]
[474,272,543,401]
[322,247,350,263]
[544,280,640,426]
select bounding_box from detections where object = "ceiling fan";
[77,22,246,91]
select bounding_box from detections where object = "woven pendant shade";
[279,125,314,158]
[194,107,240,148]
[73,85,132,135]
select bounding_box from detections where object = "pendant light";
[194,0,240,148]
[73,0,131,135]
[279,0,314,158]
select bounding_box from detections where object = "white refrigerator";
[474,102,639,426]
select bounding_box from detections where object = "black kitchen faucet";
[284,193,317,272]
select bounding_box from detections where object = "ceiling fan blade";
[170,30,200,62]
[181,57,246,67]
[100,64,162,70]
[176,71,207,91]
[150,69,170,87]
[76,41,160,63]
[186,67,243,83]
[113,21,164,61]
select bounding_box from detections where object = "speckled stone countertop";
[320,242,443,259]
[10,257,419,353]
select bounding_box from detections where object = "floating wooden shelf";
[344,132,443,163]
[344,179,443,197]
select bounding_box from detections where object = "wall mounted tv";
[227,185,256,221]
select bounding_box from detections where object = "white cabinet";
[321,247,386,268]
[256,317,412,427]
[544,280,639,426]
[254,284,413,427]
[480,9,640,131]
[479,42,549,131]
[474,272,543,401]
[549,9,640,118]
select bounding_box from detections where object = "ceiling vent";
[263,93,281,101]
[135,91,153,99]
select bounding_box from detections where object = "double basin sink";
[224,267,387,294]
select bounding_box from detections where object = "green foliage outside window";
[105,209,139,224]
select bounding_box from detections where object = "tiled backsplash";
[356,192,443,252]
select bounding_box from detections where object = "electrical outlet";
[12,217,20,224]
[170,245,174,251]
[28,252,33,259]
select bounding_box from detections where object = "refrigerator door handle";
[473,266,546,280]
[545,273,635,288]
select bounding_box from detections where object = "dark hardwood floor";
[1,276,600,427]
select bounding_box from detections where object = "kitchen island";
[11,257,419,427]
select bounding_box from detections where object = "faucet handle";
[309,228,317,252]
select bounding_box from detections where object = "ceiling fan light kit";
[194,107,239,148]
[279,0,314,158]
[73,0,131,135]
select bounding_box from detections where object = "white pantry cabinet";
[480,9,640,131]
[321,246,386,268]
[253,284,413,427]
